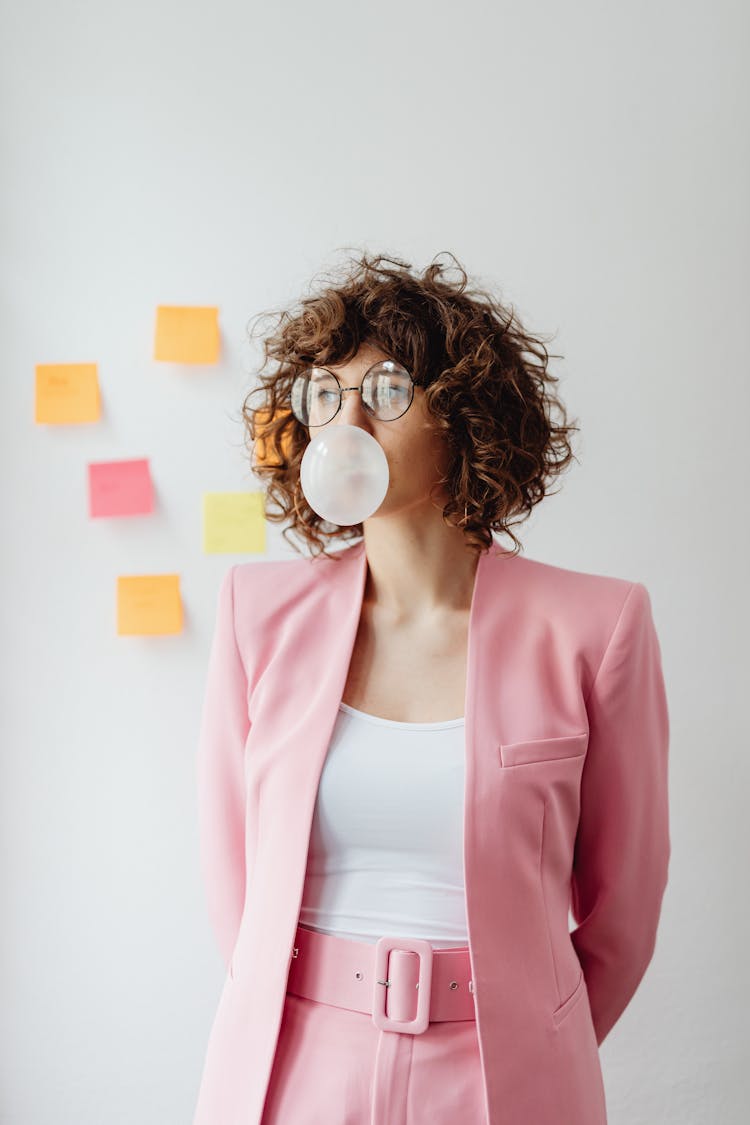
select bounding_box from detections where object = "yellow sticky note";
[203,491,266,554]
[35,363,101,424]
[154,305,220,364]
[117,574,183,635]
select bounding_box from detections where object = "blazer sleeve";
[570,580,671,1046]
[195,564,250,973]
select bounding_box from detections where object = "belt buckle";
[372,935,433,1034]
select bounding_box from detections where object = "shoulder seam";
[582,580,639,708]
[228,564,250,683]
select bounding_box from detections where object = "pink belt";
[286,923,476,1035]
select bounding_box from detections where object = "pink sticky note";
[88,458,154,518]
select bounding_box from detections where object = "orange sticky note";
[154,305,220,364]
[252,404,295,468]
[88,459,154,518]
[35,363,100,424]
[117,574,183,635]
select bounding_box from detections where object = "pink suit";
[193,538,670,1124]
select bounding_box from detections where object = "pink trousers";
[260,926,488,1125]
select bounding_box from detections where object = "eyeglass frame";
[290,360,416,427]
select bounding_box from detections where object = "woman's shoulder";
[484,546,652,640]
[231,541,355,585]
[229,542,359,614]
[499,547,637,593]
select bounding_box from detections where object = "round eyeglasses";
[290,359,415,427]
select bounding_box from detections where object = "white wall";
[2,1,747,1121]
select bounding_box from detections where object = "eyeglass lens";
[290,361,414,426]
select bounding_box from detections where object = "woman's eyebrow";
[312,361,382,379]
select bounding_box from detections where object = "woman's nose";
[336,387,369,426]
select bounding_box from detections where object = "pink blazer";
[193,538,670,1125]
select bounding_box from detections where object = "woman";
[193,251,670,1125]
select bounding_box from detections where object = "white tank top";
[298,701,470,948]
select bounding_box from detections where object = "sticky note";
[154,305,220,364]
[88,459,154,518]
[35,363,101,424]
[117,574,183,635]
[251,404,295,468]
[202,491,266,554]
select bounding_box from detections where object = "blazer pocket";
[499,732,588,768]
[551,968,587,1029]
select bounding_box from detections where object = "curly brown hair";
[241,249,579,560]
